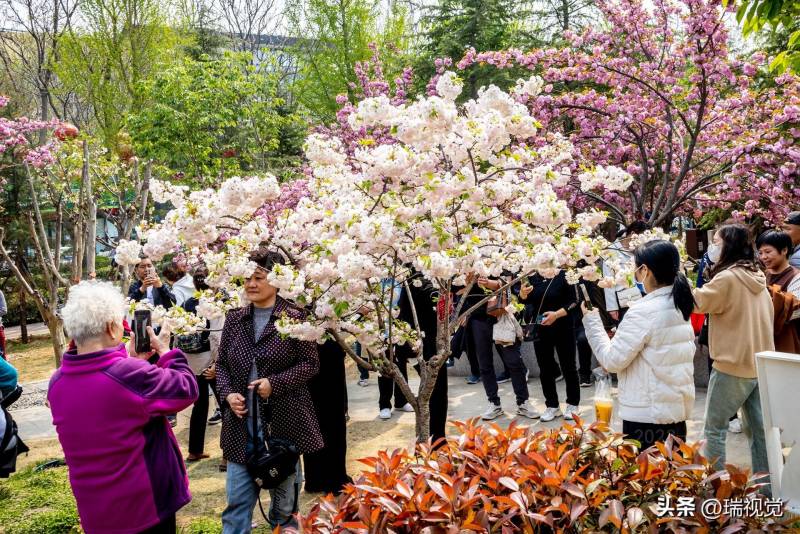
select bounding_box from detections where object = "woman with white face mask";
[693,224,773,489]
[696,229,744,434]
[581,240,696,450]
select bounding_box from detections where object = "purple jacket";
[48,344,198,533]
[216,297,324,463]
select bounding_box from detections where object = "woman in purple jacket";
[217,249,323,532]
[48,281,198,534]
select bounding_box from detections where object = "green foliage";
[0,463,80,534]
[730,0,800,71]
[180,517,222,534]
[415,0,534,98]
[287,0,410,121]
[127,53,306,183]
[54,0,185,147]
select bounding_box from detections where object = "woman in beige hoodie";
[693,224,772,485]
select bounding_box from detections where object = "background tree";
[415,0,533,98]
[54,0,183,148]
[286,0,409,120]
[460,0,800,227]
[126,53,306,183]
[214,0,283,55]
[525,0,598,41]
[0,0,80,127]
[730,0,800,72]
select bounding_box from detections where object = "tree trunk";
[83,141,97,277]
[414,391,431,443]
[44,310,66,367]
[18,286,28,344]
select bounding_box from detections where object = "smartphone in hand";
[133,310,152,353]
[579,284,593,311]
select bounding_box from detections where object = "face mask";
[707,243,721,264]
[634,266,646,295]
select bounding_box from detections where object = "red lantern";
[54,123,79,140]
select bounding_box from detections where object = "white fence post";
[756,351,800,513]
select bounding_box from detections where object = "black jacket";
[397,280,438,360]
[517,271,577,330]
[127,280,176,309]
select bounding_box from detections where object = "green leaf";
[788,29,800,48]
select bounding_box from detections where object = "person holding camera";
[128,256,176,309]
[48,281,198,533]
[216,249,323,532]
[582,240,696,450]
[518,270,580,422]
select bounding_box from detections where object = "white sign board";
[756,351,800,513]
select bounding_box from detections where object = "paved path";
[12,369,752,469]
[5,322,49,341]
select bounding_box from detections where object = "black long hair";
[633,239,695,320]
[712,224,758,277]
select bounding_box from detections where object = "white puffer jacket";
[582,285,696,424]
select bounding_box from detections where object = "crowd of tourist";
[2,216,798,532]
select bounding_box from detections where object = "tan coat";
[693,266,774,379]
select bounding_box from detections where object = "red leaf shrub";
[300,418,793,533]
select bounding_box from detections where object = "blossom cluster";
[119,74,622,359]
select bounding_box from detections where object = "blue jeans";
[222,460,302,532]
[704,369,770,492]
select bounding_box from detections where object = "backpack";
[0,386,28,477]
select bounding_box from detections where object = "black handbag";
[245,389,300,490]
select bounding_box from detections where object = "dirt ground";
[6,335,60,384]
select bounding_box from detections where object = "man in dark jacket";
[127,257,175,308]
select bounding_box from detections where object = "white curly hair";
[62,281,127,344]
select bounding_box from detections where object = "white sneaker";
[357,378,369,387]
[540,407,562,422]
[379,408,392,420]
[481,403,503,420]
[728,417,743,433]
[564,404,580,420]
[516,401,540,419]
[400,403,414,412]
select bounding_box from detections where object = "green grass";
[0,461,80,533]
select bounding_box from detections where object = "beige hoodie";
[693,266,774,378]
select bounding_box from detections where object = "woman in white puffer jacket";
[581,240,696,450]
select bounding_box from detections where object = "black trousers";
[138,514,176,534]
[533,326,580,408]
[423,362,448,444]
[378,356,409,409]
[378,354,448,442]
[575,325,593,381]
[622,420,687,450]
[462,323,481,376]
[188,374,212,454]
[471,318,528,405]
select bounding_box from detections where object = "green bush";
[0,462,80,534]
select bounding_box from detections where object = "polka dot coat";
[215,297,324,464]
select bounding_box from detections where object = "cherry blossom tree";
[115,69,631,440]
[1,97,149,363]
[457,0,800,227]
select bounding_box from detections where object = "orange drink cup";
[594,398,613,425]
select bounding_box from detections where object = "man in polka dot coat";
[216,296,324,462]
[216,275,323,532]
